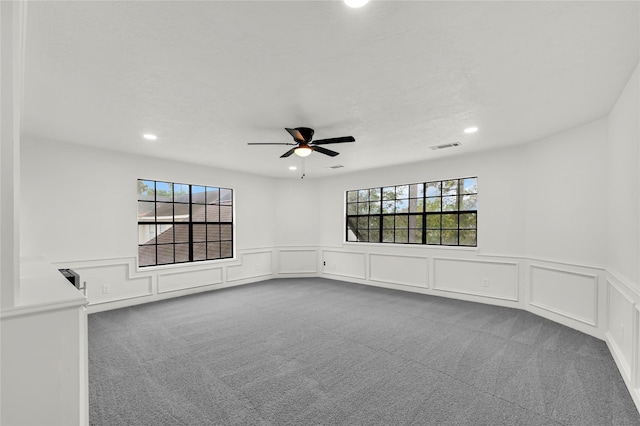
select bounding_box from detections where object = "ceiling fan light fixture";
[294,146,313,157]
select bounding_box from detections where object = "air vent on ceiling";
[429,142,461,151]
[329,165,344,169]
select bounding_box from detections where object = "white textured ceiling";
[22,1,639,178]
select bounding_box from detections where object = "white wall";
[317,145,527,255]
[605,63,640,411]
[20,137,280,310]
[607,63,639,287]
[525,118,608,266]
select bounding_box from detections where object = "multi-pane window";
[346,177,477,246]
[137,180,233,267]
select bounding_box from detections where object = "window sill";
[342,242,478,251]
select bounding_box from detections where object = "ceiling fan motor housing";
[295,127,315,142]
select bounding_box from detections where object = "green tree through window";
[346,177,477,246]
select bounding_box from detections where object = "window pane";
[192,224,206,242]
[206,205,220,221]
[347,191,358,203]
[175,243,189,263]
[461,178,478,194]
[221,241,233,258]
[221,224,232,240]
[155,203,173,222]
[425,182,441,197]
[358,217,368,229]
[220,188,232,205]
[137,180,155,201]
[156,182,173,202]
[191,186,206,204]
[206,187,220,204]
[220,205,232,221]
[395,215,408,228]
[459,213,477,229]
[207,242,221,259]
[382,229,394,242]
[425,198,441,212]
[426,230,441,245]
[442,213,458,229]
[174,224,189,243]
[382,201,394,214]
[191,205,206,222]
[409,229,422,244]
[395,229,408,243]
[383,216,394,228]
[347,230,359,242]
[442,196,458,211]
[426,214,441,229]
[461,194,478,210]
[174,203,190,222]
[358,189,369,202]
[369,202,381,214]
[156,226,174,244]
[369,188,381,201]
[369,229,380,242]
[347,217,357,231]
[409,198,423,213]
[409,183,423,198]
[369,216,379,229]
[442,230,458,245]
[173,183,189,203]
[193,243,207,261]
[395,199,408,213]
[408,215,422,229]
[396,185,409,199]
[157,244,174,264]
[382,187,395,200]
[357,202,369,215]
[138,224,156,245]
[137,201,155,221]
[459,230,477,246]
[207,224,220,241]
[442,180,458,196]
[138,245,156,266]
[347,203,357,215]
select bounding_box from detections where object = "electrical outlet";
[482,278,489,287]
[102,285,110,294]
[323,261,326,266]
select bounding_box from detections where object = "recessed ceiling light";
[289,166,297,171]
[463,127,478,134]
[344,0,369,8]
[143,133,157,140]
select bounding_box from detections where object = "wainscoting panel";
[227,251,273,282]
[74,264,152,305]
[433,258,518,301]
[322,250,366,280]
[529,265,598,327]
[158,268,223,294]
[369,254,428,288]
[278,249,318,274]
[606,279,636,379]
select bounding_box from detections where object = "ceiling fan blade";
[311,136,355,145]
[247,142,296,145]
[285,128,305,142]
[312,146,340,157]
[280,148,296,158]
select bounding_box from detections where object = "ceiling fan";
[247,127,355,158]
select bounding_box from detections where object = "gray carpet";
[89,278,640,426]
